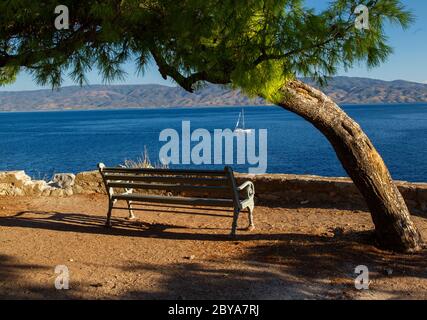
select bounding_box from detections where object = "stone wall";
[1,170,426,213]
[0,171,98,197]
[235,174,427,214]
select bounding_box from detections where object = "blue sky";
[1,0,426,91]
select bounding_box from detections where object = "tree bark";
[272,80,423,252]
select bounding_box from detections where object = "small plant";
[122,146,168,169]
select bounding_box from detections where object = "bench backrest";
[98,163,240,205]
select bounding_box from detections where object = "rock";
[50,188,64,197]
[41,188,53,197]
[13,188,25,196]
[0,182,25,196]
[49,173,75,189]
[64,187,74,196]
[74,171,105,194]
[24,180,49,195]
[0,183,16,196]
[72,185,84,194]
[0,171,31,188]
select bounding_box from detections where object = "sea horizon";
[1,101,427,114]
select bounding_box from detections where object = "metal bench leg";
[230,207,240,237]
[105,199,116,228]
[247,203,255,231]
[127,200,136,220]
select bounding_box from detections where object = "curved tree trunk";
[270,80,423,252]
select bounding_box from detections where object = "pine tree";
[0,0,422,251]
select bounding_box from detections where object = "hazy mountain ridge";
[1,76,426,111]
[305,77,427,105]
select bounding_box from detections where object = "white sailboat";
[234,109,253,134]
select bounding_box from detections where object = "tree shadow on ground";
[0,254,78,299]
[116,230,427,299]
[2,206,427,299]
[1,218,427,299]
[0,209,296,241]
[0,253,111,299]
[0,254,45,283]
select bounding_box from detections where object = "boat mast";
[242,109,245,129]
[235,111,242,130]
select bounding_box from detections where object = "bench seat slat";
[104,174,229,185]
[112,193,234,207]
[102,167,227,176]
[107,181,230,192]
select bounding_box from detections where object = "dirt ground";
[0,194,427,300]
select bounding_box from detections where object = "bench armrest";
[237,181,255,199]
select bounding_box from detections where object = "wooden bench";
[98,163,255,236]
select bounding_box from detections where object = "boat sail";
[234,109,253,134]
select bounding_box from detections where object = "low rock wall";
[1,170,426,213]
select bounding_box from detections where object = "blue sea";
[0,104,426,182]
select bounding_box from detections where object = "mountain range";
[0,76,426,111]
